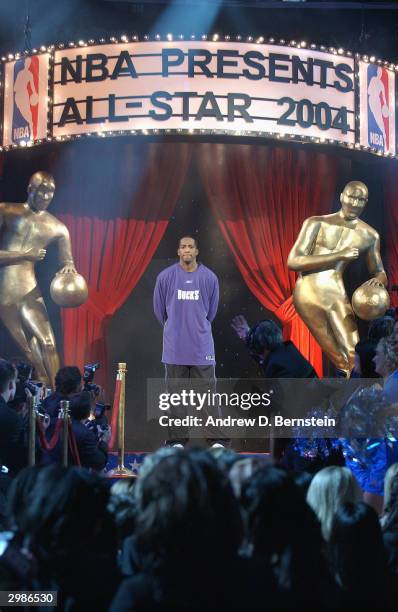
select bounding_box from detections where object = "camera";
[9,361,43,408]
[94,402,111,419]
[83,362,101,396]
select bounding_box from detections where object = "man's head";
[55,366,82,396]
[0,358,17,402]
[340,181,368,221]
[69,390,91,421]
[246,320,283,359]
[27,171,55,212]
[177,236,198,266]
[368,316,394,343]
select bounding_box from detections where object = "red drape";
[383,163,398,307]
[197,144,338,376]
[58,142,192,385]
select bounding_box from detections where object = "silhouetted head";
[0,358,17,402]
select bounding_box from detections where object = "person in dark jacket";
[0,359,27,476]
[231,316,318,461]
[44,390,108,471]
[41,365,82,438]
[69,391,109,471]
[231,315,317,378]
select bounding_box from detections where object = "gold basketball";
[50,272,88,308]
[352,284,390,321]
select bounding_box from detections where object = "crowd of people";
[0,450,398,610]
[0,312,398,609]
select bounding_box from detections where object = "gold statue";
[287,181,387,376]
[0,171,82,386]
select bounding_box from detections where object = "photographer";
[41,366,82,437]
[231,315,317,378]
[70,390,110,471]
[42,364,109,437]
[45,390,109,471]
[0,359,28,477]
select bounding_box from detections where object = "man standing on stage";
[153,236,219,444]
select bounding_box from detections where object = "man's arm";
[287,218,359,272]
[207,275,219,323]
[153,275,167,325]
[364,233,388,287]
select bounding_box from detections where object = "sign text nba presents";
[2,40,396,155]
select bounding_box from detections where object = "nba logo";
[367,64,390,153]
[12,56,40,144]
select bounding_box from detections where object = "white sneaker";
[211,443,225,449]
[172,443,184,448]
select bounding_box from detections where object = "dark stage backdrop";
[0,139,391,451]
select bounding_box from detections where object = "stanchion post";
[60,400,70,467]
[28,394,37,467]
[108,362,134,478]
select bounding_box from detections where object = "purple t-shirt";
[153,263,219,366]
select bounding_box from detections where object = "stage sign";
[2,39,397,156]
[359,60,396,155]
[51,42,355,143]
[2,54,49,146]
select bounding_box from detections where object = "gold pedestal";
[107,362,134,479]
[107,464,135,478]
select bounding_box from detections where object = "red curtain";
[197,144,338,376]
[58,141,192,385]
[383,163,398,307]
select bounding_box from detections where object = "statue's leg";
[327,298,359,376]
[0,303,48,381]
[294,295,349,372]
[20,289,60,387]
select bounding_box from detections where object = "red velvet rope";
[109,378,122,449]
[68,421,81,466]
[36,417,64,451]
[36,415,81,466]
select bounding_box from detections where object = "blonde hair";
[383,462,398,514]
[306,466,360,541]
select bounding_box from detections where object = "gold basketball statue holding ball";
[0,171,87,386]
[352,283,390,321]
[288,181,388,376]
